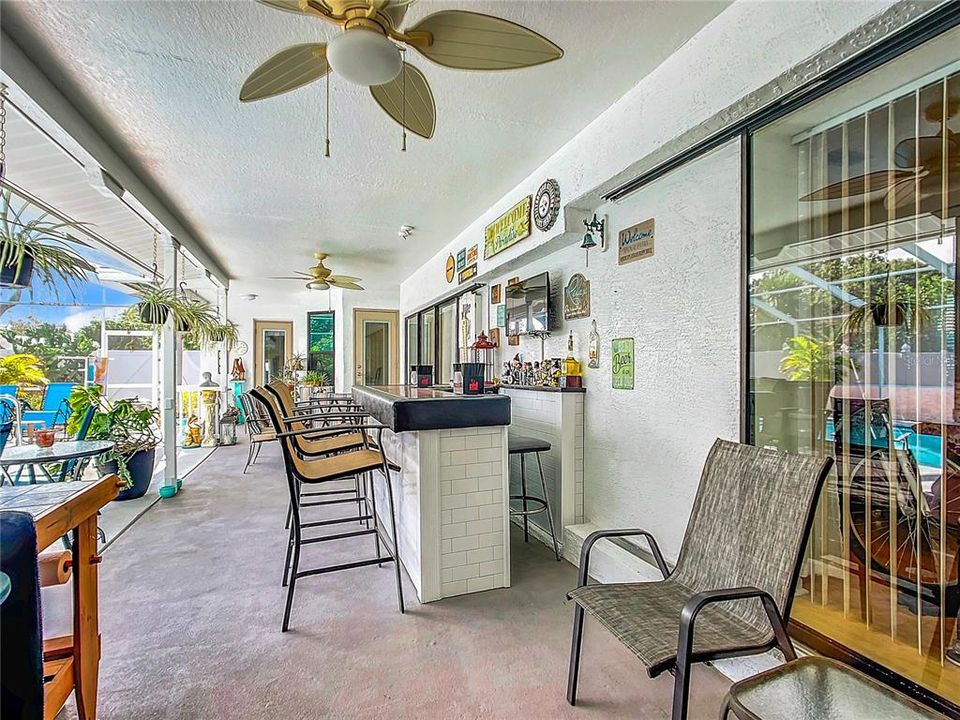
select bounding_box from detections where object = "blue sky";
[1,276,136,328]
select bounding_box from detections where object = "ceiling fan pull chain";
[0,82,7,180]
[324,71,331,158]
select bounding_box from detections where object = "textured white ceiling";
[3,0,729,289]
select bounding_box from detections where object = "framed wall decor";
[618,219,655,265]
[484,196,532,259]
[611,338,634,390]
[466,244,478,266]
[456,248,467,271]
[534,178,561,232]
[491,283,502,304]
[445,254,456,283]
[563,273,591,320]
[496,304,506,327]
[458,264,478,284]
[489,328,500,347]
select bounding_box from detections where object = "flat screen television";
[505,272,550,336]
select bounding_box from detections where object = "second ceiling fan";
[239,0,564,140]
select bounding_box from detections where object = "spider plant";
[0,190,95,293]
[840,285,932,336]
[200,320,240,350]
[126,282,182,325]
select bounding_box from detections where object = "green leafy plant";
[198,320,240,351]
[840,288,932,336]
[778,335,854,382]
[67,385,161,488]
[302,370,329,387]
[0,353,48,386]
[125,282,217,334]
[0,190,95,293]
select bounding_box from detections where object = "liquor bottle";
[588,320,600,369]
[563,331,581,378]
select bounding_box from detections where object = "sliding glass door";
[748,29,958,705]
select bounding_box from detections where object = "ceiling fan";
[239,0,563,140]
[270,252,364,290]
[801,96,959,219]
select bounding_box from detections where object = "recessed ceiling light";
[240,293,258,301]
[398,225,415,239]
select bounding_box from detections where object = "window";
[437,299,458,384]
[306,311,335,384]
[405,314,418,370]
[748,29,959,706]
[420,310,435,375]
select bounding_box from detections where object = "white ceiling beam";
[0,29,230,287]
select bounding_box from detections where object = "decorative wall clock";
[534,178,560,232]
[233,340,249,356]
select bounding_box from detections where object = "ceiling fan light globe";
[327,29,402,86]
[306,280,330,290]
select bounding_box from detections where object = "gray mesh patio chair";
[566,438,833,720]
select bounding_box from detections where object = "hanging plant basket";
[869,302,906,328]
[137,302,169,325]
[175,315,192,333]
[0,251,34,288]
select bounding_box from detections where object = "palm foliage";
[0,353,48,386]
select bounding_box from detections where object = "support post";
[159,239,179,498]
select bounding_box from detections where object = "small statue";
[183,414,202,448]
[231,357,246,381]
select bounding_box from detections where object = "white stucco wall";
[489,142,742,557]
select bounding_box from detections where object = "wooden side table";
[0,476,121,720]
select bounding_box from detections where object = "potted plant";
[126,282,182,325]
[201,320,240,350]
[0,353,48,386]
[1,190,95,291]
[840,284,932,335]
[302,370,329,388]
[67,385,161,501]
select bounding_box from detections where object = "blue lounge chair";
[21,383,75,430]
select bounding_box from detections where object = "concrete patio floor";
[48,439,731,719]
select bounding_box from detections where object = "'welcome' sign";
[484,196,532,260]
[618,218,655,265]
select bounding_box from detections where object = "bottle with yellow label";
[563,331,582,378]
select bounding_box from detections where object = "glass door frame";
[253,319,294,387]
[353,308,400,387]
[404,283,483,386]
[736,14,960,714]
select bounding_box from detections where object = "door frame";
[353,308,400,387]
[253,319,294,386]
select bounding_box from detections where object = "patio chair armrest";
[577,529,669,587]
[677,587,795,665]
[277,423,385,439]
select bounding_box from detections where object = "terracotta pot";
[35,429,55,448]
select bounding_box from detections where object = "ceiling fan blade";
[256,0,312,16]
[370,62,436,139]
[800,169,918,201]
[328,278,365,290]
[405,10,563,70]
[328,274,362,283]
[883,177,920,211]
[267,275,311,280]
[240,43,329,102]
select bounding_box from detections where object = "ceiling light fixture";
[398,225,414,240]
[327,28,402,87]
[240,293,258,301]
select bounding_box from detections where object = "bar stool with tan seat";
[251,385,405,631]
[238,392,275,473]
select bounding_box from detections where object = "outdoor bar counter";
[352,384,512,602]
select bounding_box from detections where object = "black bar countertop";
[352,385,512,433]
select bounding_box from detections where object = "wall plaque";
[563,273,591,321]
[458,264,478,284]
[445,254,455,283]
[496,304,506,327]
[484,196,532,260]
[618,219,655,265]
[611,338,634,390]
[456,248,467,271]
[466,244,478,266]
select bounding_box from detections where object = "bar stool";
[509,435,560,561]
[251,385,405,632]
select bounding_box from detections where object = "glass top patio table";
[0,440,115,467]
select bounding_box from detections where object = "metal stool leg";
[243,442,254,474]
[535,451,561,561]
[367,471,382,566]
[520,453,529,543]
[282,500,302,631]
[381,462,405,614]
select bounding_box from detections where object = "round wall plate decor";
[534,178,560,232]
